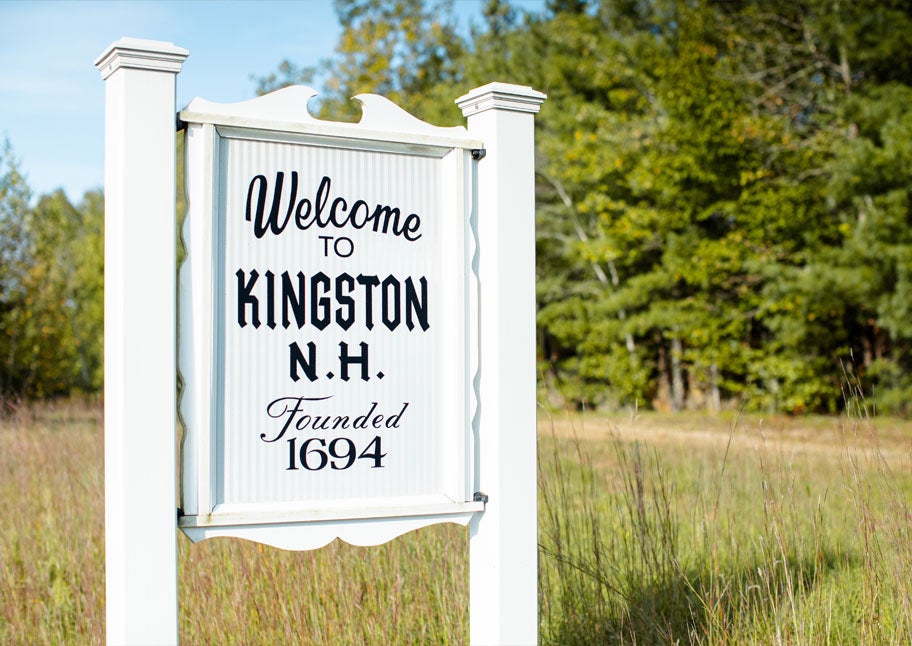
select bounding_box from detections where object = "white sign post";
[458,83,546,646]
[97,37,543,645]
[94,38,188,645]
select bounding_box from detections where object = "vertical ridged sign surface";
[221,136,441,505]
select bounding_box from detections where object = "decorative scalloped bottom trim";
[179,512,476,551]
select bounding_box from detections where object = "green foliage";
[1,0,905,407]
[0,139,32,393]
[523,0,912,414]
[0,139,103,398]
[257,0,467,125]
[252,0,912,414]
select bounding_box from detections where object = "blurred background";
[1,0,910,416]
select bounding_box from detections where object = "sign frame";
[177,87,486,549]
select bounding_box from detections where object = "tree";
[254,0,912,415]
[2,189,104,397]
[0,138,33,395]
[0,138,104,398]
[257,0,467,124]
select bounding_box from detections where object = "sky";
[0,0,523,203]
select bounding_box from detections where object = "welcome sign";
[98,38,544,639]
[178,87,484,547]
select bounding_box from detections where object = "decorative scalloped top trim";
[181,85,471,140]
[183,86,320,123]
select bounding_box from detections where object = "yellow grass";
[2,398,912,643]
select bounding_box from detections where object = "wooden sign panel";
[177,87,483,548]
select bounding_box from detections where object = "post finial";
[456,82,546,117]
[95,37,189,80]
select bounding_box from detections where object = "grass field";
[1,394,911,643]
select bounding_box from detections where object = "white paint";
[178,88,483,547]
[96,43,544,640]
[95,38,188,645]
[181,511,476,551]
[180,85,480,150]
[457,82,546,646]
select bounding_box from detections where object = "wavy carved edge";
[177,122,216,519]
[181,513,475,551]
[181,85,471,139]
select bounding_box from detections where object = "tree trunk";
[543,173,636,353]
[671,337,685,412]
[710,363,721,413]
[655,342,671,412]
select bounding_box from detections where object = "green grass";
[538,398,912,643]
[2,395,912,643]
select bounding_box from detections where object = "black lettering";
[245,174,423,241]
[295,197,314,229]
[339,341,369,382]
[282,271,306,328]
[356,274,380,330]
[354,402,378,429]
[311,272,331,330]
[402,213,422,241]
[236,269,260,328]
[234,268,429,333]
[261,395,333,442]
[335,273,355,330]
[289,341,318,382]
[329,197,348,227]
[404,276,429,331]
[265,270,276,329]
[371,204,400,234]
[314,176,331,225]
[263,396,303,442]
[349,200,369,229]
[267,172,292,236]
[382,275,401,331]
[245,175,268,238]
[386,402,409,428]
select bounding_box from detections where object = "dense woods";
[0,140,103,399]
[2,0,911,414]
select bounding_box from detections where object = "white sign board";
[178,87,484,548]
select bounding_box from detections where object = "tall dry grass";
[0,398,469,645]
[178,523,468,644]
[2,388,912,644]
[538,391,912,644]
[0,399,105,643]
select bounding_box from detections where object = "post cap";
[456,82,546,117]
[95,37,189,80]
